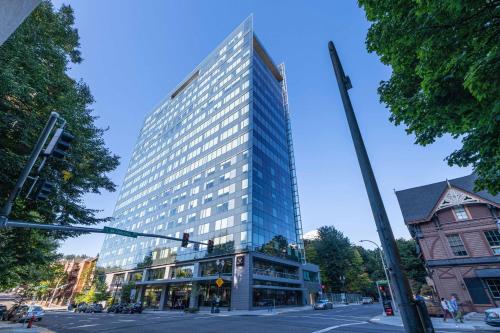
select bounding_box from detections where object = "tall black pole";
[327,41,431,333]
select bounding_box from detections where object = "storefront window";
[253,288,302,307]
[167,284,191,309]
[198,281,231,307]
[170,265,194,279]
[143,287,162,309]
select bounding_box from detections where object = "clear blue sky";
[53,0,470,256]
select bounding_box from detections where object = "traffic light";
[181,232,189,247]
[45,128,74,159]
[207,239,214,253]
[35,179,54,201]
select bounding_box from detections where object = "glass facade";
[98,16,304,272]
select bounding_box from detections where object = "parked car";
[15,305,44,322]
[85,303,103,313]
[485,308,500,327]
[6,305,28,322]
[0,305,7,318]
[2,304,21,321]
[129,303,143,314]
[76,302,88,313]
[313,299,333,310]
[361,297,373,304]
[107,303,127,314]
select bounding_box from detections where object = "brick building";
[396,174,500,312]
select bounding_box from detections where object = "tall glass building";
[98,16,319,310]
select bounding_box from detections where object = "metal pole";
[328,41,429,333]
[0,112,59,223]
[360,239,396,312]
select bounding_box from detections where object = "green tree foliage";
[120,281,136,303]
[396,238,427,293]
[306,226,358,292]
[0,1,119,289]
[74,267,108,304]
[358,0,500,194]
[305,226,428,297]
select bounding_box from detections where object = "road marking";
[118,319,137,322]
[311,321,366,333]
[70,324,100,329]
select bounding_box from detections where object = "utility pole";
[327,41,431,333]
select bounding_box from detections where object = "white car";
[361,297,373,304]
[485,307,500,327]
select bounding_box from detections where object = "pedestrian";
[449,295,464,323]
[440,297,452,321]
[415,292,424,302]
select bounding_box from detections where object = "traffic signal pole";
[0,112,60,225]
[327,41,431,333]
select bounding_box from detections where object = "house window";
[446,234,468,256]
[485,279,500,299]
[484,230,500,255]
[454,206,469,220]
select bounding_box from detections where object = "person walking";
[440,297,453,321]
[450,295,464,323]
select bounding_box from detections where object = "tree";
[0,1,119,289]
[396,238,427,293]
[358,0,500,194]
[307,226,358,292]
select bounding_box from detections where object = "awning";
[476,269,500,278]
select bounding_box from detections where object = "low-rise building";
[396,174,500,312]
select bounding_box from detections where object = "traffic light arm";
[1,219,209,246]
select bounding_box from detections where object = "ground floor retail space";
[138,281,232,310]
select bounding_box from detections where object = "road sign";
[103,226,137,238]
[216,278,224,288]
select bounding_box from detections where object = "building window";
[484,230,500,255]
[446,234,468,256]
[454,206,469,220]
[485,279,500,299]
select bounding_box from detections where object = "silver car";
[314,299,333,310]
[17,305,44,322]
[485,308,500,327]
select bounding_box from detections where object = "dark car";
[0,305,7,318]
[76,302,88,313]
[313,299,333,310]
[2,304,25,321]
[13,305,44,322]
[85,303,103,313]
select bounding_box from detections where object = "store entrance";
[167,283,191,310]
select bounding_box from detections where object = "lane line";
[311,321,366,333]
[70,324,101,329]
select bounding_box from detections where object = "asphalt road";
[35,304,488,333]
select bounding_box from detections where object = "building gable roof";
[395,174,500,224]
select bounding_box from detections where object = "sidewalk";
[0,321,54,333]
[370,314,499,331]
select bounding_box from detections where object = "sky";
[52,0,470,256]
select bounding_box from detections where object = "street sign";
[216,278,224,288]
[103,226,137,238]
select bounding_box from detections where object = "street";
[34,304,494,333]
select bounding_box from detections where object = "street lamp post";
[339,275,346,304]
[215,259,224,313]
[360,239,396,313]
